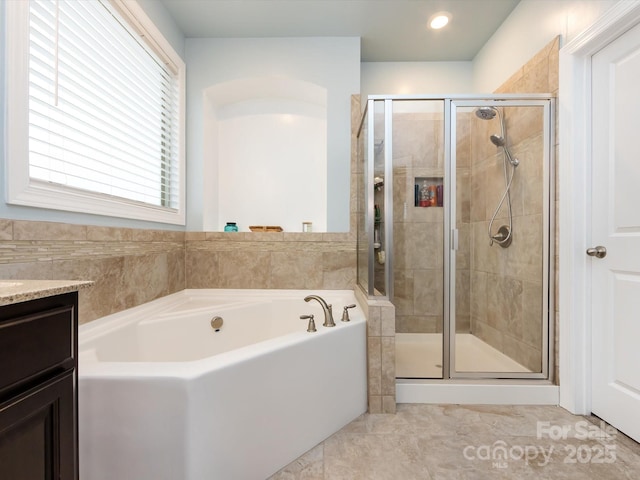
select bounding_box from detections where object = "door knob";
[586,246,607,258]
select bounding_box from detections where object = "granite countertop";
[0,280,93,306]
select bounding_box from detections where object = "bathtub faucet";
[303,295,336,327]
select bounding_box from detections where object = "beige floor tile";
[271,404,640,479]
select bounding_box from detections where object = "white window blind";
[27,0,180,210]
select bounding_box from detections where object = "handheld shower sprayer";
[474,106,519,247]
[489,135,519,166]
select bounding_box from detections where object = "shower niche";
[357,95,554,381]
[414,177,443,208]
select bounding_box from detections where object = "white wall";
[211,88,327,232]
[473,0,617,92]
[360,1,619,98]
[136,0,185,59]
[0,0,186,229]
[361,62,473,98]
[185,37,360,232]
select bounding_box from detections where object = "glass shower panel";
[356,104,369,294]
[393,100,445,379]
[372,101,386,295]
[357,100,387,296]
[452,102,547,376]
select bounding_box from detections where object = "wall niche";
[204,77,327,232]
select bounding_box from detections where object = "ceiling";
[159,0,521,62]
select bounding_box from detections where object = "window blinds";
[28,0,180,209]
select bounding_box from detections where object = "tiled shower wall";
[490,36,559,379]
[453,36,560,375]
[391,110,472,335]
[392,111,446,334]
[468,104,546,371]
[373,37,559,381]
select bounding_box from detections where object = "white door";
[591,21,640,443]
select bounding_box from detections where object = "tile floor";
[270,404,640,479]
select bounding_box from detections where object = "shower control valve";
[341,304,356,322]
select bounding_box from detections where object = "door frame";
[558,0,640,415]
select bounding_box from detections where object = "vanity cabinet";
[0,292,78,480]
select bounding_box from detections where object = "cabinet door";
[0,372,75,480]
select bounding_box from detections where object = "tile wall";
[391,109,447,334]
[389,109,471,335]
[184,231,356,290]
[493,36,560,382]
[0,220,185,323]
[355,288,396,414]
[398,37,558,375]
[467,104,546,371]
[0,219,185,323]
[0,219,358,323]
[382,37,559,380]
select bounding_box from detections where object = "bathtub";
[78,289,367,480]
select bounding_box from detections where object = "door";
[590,20,640,443]
[449,100,551,380]
[391,99,446,379]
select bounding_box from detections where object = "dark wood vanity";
[0,282,89,480]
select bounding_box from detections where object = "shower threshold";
[395,333,558,405]
[396,333,531,378]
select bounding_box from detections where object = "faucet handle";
[300,314,316,332]
[341,304,356,322]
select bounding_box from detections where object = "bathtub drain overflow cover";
[211,316,224,331]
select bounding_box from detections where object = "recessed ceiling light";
[429,12,451,30]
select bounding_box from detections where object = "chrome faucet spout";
[304,295,336,327]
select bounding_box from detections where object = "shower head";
[490,134,505,147]
[475,106,498,120]
[490,134,520,167]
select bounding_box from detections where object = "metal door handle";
[586,246,607,258]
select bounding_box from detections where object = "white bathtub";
[78,289,367,480]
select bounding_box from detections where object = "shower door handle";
[451,229,459,251]
[586,246,607,259]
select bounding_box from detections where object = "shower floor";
[396,333,531,378]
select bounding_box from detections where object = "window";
[5,0,185,224]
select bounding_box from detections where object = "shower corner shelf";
[414,176,443,208]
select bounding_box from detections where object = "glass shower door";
[392,99,446,379]
[450,100,552,379]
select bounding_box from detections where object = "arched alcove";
[204,76,327,232]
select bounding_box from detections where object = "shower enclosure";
[356,95,554,381]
